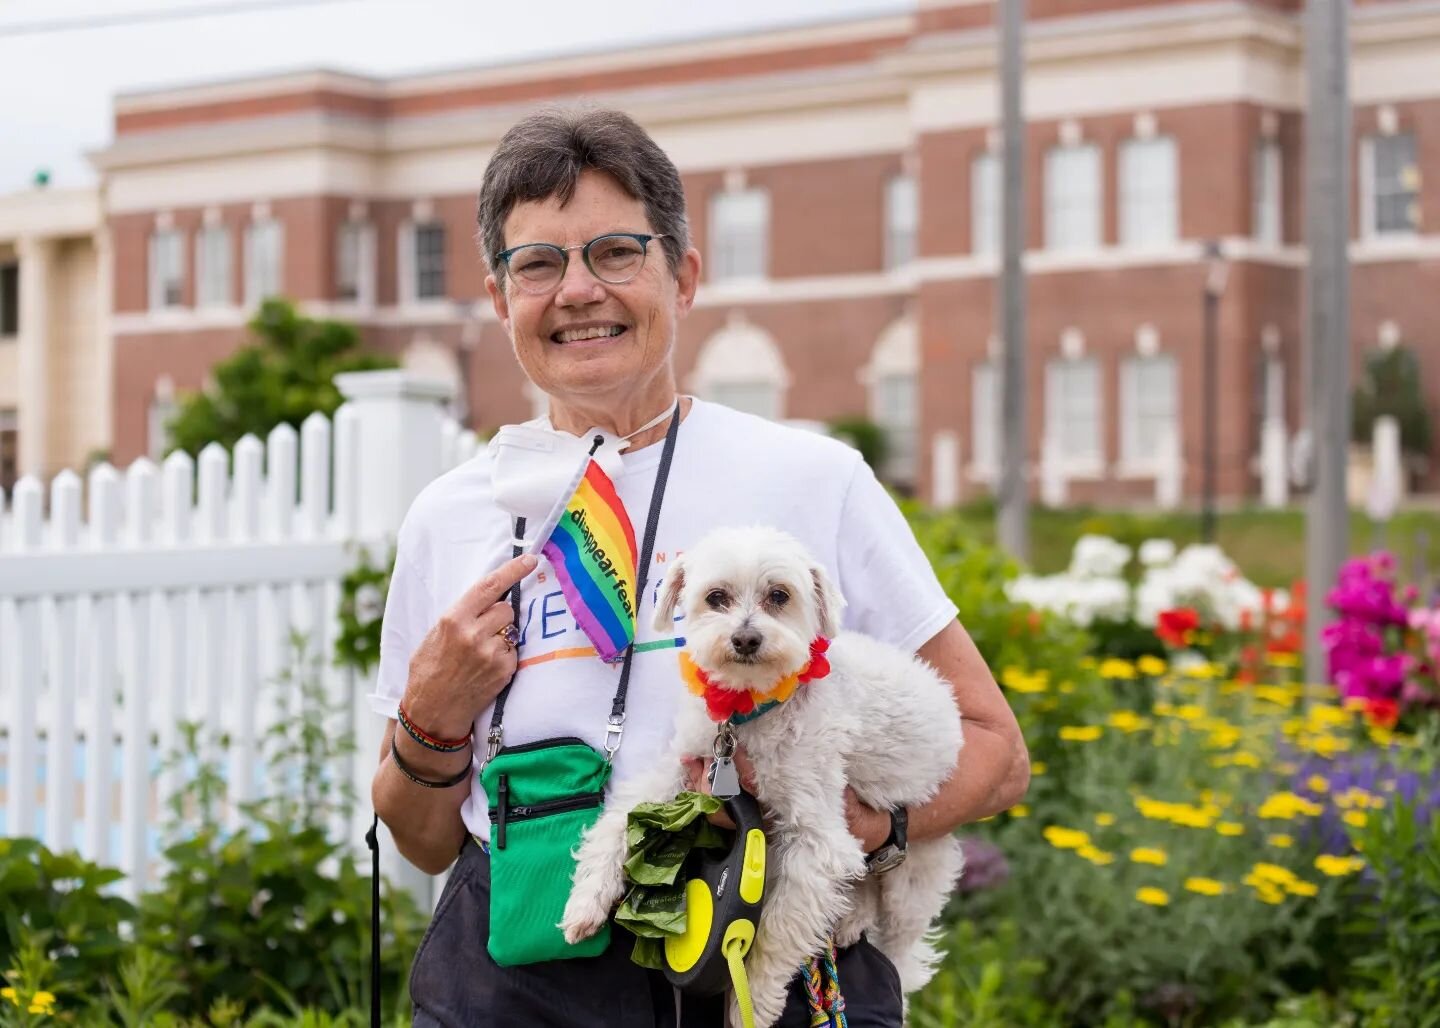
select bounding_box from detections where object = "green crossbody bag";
[479,404,681,968]
[480,738,613,965]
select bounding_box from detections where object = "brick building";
[86,0,1440,503]
[0,186,107,492]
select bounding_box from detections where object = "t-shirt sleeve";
[834,457,958,654]
[368,519,436,720]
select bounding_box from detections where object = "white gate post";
[334,370,457,908]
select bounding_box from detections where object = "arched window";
[690,318,788,420]
[865,315,919,486]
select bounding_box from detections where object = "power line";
[0,0,359,38]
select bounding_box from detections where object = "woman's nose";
[553,254,605,307]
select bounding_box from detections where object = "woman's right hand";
[401,553,538,740]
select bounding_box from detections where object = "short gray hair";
[477,107,690,282]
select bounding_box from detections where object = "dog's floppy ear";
[652,555,687,633]
[809,561,846,638]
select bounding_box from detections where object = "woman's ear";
[652,556,687,633]
[809,562,846,639]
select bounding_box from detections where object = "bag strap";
[487,400,683,763]
[484,515,527,751]
[604,399,683,759]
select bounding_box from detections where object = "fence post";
[334,370,457,908]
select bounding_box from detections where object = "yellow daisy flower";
[1314,854,1365,877]
[1099,658,1138,680]
[1059,725,1103,742]
[1184,877,1226,896]
[1136,887,1170,906]
[1043,826,1090,850]
[1130,847,1168,866]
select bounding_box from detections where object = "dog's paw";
[559,891,611,945]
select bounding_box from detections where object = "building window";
[709,381,782,420]
[1363,133,1420,238]
[1253,138,1282,245]
[244,219,283,306]
[336,221,373,304]
[873,372,918,484]
[1045,357,1101,465]
[691,319,787,419]
[148,377,177,461]
[1045,144,1102,251]
[1119,137,1177,247]
[0,408,17,494]
[971,361,998,475]
[413,223,447,300]
[709,187,769,282]
[971,152,999,257]
[148,229,185,310]
[196,225,231,307]
[884,174,918,269]
[1120,354,1178,467]
[0,263,17,336]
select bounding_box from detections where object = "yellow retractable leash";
[662,790,767,1028]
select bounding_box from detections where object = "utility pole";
[1304,0,1351,678]
[997,0,1030,563]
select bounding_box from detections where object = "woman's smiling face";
[486,170,700,423]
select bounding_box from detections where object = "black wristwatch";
[865,806,908,875]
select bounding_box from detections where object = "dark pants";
[410,837,903,1027]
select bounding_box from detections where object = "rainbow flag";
[536,459,639,663]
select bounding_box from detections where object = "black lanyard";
[485,399,683,763]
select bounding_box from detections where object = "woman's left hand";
[681,748,892,853]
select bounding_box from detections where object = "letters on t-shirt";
[515,554,685,667]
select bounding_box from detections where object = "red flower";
[1363,697,1400,730]
[799,637,831,683]
[1156,608,1200,648]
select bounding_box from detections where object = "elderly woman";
[371,108,1029,1027]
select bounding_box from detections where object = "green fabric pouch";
[480,737,613,967]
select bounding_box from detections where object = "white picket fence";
[0,371,473,902]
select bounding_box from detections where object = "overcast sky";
[0,0,910,193]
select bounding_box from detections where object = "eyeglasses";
[496,233,668,294]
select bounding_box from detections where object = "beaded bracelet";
[397,704,472,753]
[390,736,472,790]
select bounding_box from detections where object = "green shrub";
[0,839,133,996]
[1343,795,1440,1027]
[828,416,888,475]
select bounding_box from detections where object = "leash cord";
[803,938,848,1028]
[724,937,756,1028]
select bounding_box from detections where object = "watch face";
[866,845,908,876]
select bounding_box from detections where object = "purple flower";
[957,835,1010,894]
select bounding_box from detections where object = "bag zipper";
[490,782,605,850]
[492,736,591,757]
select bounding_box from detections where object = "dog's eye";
[768,588,790,607]
[705,589,729,610]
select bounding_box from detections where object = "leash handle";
[366,813,381,1028]
[724,938,756,1028]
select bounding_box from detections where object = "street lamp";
[1200,240,1229,544]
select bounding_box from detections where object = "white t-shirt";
[370,399,958,841]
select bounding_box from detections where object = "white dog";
[561,525,964,1027]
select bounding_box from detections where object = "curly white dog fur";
[560,525,965,1027]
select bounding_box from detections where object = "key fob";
[707,755,741,799]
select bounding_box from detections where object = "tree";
[167,299,398,456]
[1351,343,1433,461]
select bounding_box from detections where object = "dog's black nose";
[730,629,763,657]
